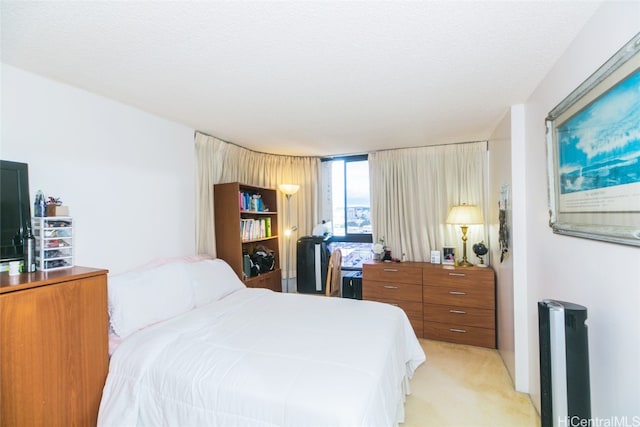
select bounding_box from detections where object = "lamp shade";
[278,184,300,195]
[446,204,483,225]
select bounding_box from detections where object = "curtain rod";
[321,140,487,161]
[194,130,319,159]
[195,131,486,160]
[367,140,488,154]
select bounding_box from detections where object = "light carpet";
[403,339,540,427]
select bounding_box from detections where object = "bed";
[98,258,426,427]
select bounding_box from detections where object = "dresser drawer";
[423,284,494,309]
[423,303,494,329]
[367,299,423,323]
[363,263,422,285]
[423,266,494,289]
[364,280,422,302]
[424,321,495,348]
[245,269,281,292]
[367,299,423,337]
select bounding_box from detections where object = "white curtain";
[195,132,321,277]
[369,141,487,263]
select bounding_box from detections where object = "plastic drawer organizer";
[32,216,74,271]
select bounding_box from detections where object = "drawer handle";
[449,309,467,314]
[383,285,399,289]
[449,328,467,333]
[383,268,399,272]
[448,291,466,295]
[448,273,466,277]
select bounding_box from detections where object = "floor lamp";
[446,203,483,267]
[279,184,299,293]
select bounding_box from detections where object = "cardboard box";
[46,205,70,216]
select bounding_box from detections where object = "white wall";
[519,1,640,418]
[1,65,196,274]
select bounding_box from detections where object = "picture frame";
[430,250,441,264]
[545,33,640,247]
[442,246,455,265]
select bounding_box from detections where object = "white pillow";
[186,259,246,306]
[108,262,194,338]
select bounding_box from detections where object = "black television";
[0,160,32,263]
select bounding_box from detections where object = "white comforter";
[98,288,426,427]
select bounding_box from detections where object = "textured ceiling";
[1,1,602,156]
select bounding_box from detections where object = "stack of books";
[239,191,267,212]
[240,217,272,241]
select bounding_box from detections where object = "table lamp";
[446,204,483,267]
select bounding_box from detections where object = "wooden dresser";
[362,261,496,348]
[0,267,109,427]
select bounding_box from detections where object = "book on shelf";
[241,218,270,241]
[238,191,265,212]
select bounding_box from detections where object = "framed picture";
[545,33,640,247]
[442,246,455,265]
[430,250,441,264]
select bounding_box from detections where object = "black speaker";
[538,300,590,427]
[342,271,362,299]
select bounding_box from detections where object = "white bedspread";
[98,288,426,427]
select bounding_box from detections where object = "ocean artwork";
[557,69,640,195]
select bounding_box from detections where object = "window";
[322,155,372,269]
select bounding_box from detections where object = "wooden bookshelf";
[213,182,281,292]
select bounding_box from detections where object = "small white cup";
[8,261,21,276]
